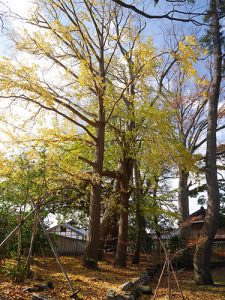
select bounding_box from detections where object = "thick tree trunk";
[152,178,161,255]
[98,207,118,260]
[178,168,192,267]
[98,179,119,260]
[83,92,105,268]
[114,50,135,267]
[178,168,190,222]
[178,168,191,242]
[132,200,141,264]
[132,163,142,264]
[115,159,133,267]
[115,190,130,267]
[83,182,102,268]
[194,0,221,285]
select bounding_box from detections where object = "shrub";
[1,257,27,282]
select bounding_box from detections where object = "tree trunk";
[178,168,192,267]
[17,226,22,273]
[132,163,142,264]
[194,0,221,285]
[154,215,161,255]
[83,181,102,268]
[98,179,119,260]
[115,159,133,267]
[114,47,135,267]
[115,189,130,267]
[83,92,105,268]
[132,199,141,264]
[178,168,191,244]
[151,177,162,255]
[98,207,119,260]
[178,168,190,222]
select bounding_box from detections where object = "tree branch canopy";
[112,0,205,25]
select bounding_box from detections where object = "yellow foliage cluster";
[174,35,209,99]
[177,35,200,77]
[133,37,157,78]
[16,30,54,56]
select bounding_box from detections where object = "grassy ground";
[0,255,225,299]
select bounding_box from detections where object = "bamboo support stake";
[152,260,167,300]
[170,261,185,300]
[0,207,37,248]
[0,197,79,299]
[153,237,187,300]
[30,200,79,298]
[167,257,171,300]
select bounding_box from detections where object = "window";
[60,226,66,232]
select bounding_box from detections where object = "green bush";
[1,257,27,282]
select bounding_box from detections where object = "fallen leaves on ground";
[0,255,225,299]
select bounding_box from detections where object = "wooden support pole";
[170,261,185,300]
[152,260,167,300]
[167,258,171,300]
[30,200,79,298]
[0,207,37,248]
[153,236,186,300]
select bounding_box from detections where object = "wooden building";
[48,221,87,255]
[188,206,225,250]
[151,207,225,251]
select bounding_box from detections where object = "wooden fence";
[51,234,86,256]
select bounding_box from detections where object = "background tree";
[194,0,223,285]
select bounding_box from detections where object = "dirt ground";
[0,255,225,299]
[151,266,225,300]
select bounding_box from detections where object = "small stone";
[25,282,54,293]
[132,277,141,286]
[140,272,151,285]
[32,294,48,300]
[131,286,142,298]
[123,291,132,296]
[115,296,126,300]
[139,286,152,294]
[107,289,116,295]
[120,281,133,291]
[122,295,135,300]
[106,292,127,300]
[106,288,116,299]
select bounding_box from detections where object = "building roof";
[48,221,87,237]
[189,206,206,223]
[187,207,225,240]
[64,223,87,237]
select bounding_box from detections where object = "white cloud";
[1,0,36,36]
[4,0,32,17]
